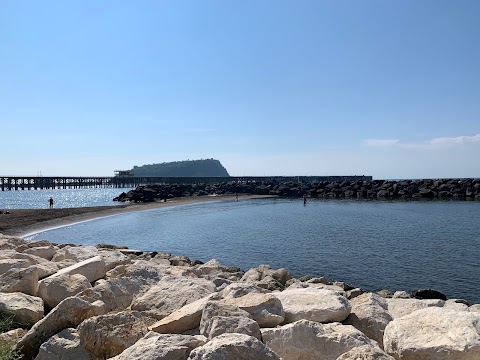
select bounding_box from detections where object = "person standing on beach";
[49,197,54,208]
[303,193,307,205]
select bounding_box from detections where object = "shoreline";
[0,194,276,238]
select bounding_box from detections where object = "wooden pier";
[0,175,372,191]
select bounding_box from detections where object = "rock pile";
[114,178,480,202]
[0,233,479,359]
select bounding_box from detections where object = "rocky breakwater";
[0,233,479,360]
[114,178,480,202]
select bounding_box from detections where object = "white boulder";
[149,295,213,334]
[14,296,105,359]
[274,287,351,323]
[0,266,39,295]
[383,307,480,360]
[387,298,444,319]
[45,255,106,283]
[0,292,44,326]
[110,332,206,360]
[337,345,395,359]
[189,333,281,360]
[35,328,96,360]
[23,245,57,261]
[343,292,392,348]
[38,273,92,309]
[261,319,376,360]
[223,292,284,327]
[77,310,153,359]
[131,275,216,319]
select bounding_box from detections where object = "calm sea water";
[27,198,480,304]
[0,188,133,209]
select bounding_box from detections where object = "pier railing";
[0,175,372,191]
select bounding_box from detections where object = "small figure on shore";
[303,193,307,205]
[235,193,238,202]
[49,197,54,208]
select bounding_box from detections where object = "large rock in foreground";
[344,292,392,348]
[189,333,281,360]
[38,273,92,309]
[261,319,376,360]
[0,292,44,326]
[337,345,395,360]
[77,310,153,359]
[110,332,206,360]
[383,307,480,359]
[36,328,96,360]
[46,255,106,283]
[274,287,351,323]
[223,292,285,327]
[14,296,105,359]
[131,275,216,319]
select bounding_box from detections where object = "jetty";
[0,175,372,191]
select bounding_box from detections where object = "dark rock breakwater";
[114,178,480,202]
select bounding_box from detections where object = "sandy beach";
[0,194,275,238]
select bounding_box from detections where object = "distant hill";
[130,159,230,177]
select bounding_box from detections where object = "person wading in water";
[49,197,54,208]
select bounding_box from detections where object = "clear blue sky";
[1,0,479,179]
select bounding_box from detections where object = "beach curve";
[0,194,276,238]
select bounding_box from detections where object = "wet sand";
[0,195,276,238]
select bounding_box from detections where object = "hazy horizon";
[1,1,479,179]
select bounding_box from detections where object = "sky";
[1,0,479,179]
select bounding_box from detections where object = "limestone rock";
[131,275,216,319]
[189,333,281,360]
[387,298,444,319]
[383,307,480,360]
[289,281,346,294]
[195,259,240,276]
[52,246,99,262]
[110,261,165,285]
[97,249,132,271]
[38,273,92,309]
[0,292,44,326]
[78,277,141,312]
[149,295,213,334]
[392,291,410,299]
[274,287,351,323]
[256,274,284,291]
[200,301,252,336]
[261,319,376,360]
[469,304,480,313]
[23,245,57,261]
[221,282,269,299]
[14,296,105,359]
[110,332,205,360]
[0,235,27,250]
[77,310,152,359]
[45,255,106,283]
[444,299,469,311]
[223,292,284,327]
[33,261,60,280]
[337,345,395,360]
[346,288,364,299]
[343,293,392,348]
[0,258,31,274]
[0,328,27,345]
[206,316,261,340]
[35,328,97,360]
[0,266,39,296]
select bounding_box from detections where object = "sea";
[2,189,479,304]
